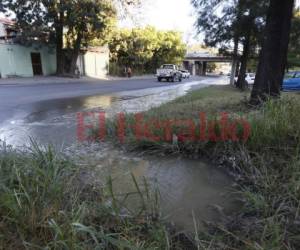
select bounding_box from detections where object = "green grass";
[0,142,174,249]
[95,85,300,249]
[101,86,300,157]
[99,85,252,156]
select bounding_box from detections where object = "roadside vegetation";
[0,142,188,249]
[96,85,300,249]
[1,86,299,249]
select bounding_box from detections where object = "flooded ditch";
[68,143,237,232]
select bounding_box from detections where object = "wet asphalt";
[0,76,227,147]
[0,76,203,124]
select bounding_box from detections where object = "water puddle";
[0,81,208,147]
[67,144,236,232]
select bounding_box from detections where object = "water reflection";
[0,81,208,147]
[76,147,236,232]
[24,95,117,123]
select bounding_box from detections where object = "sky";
[118,0,200,44]
[120,0,300,45]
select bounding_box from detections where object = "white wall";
[77,48,109,78]
[0,23,5,37]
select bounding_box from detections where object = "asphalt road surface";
[0,76,205,123]
[0,76,227,147]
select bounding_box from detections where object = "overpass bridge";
[183,52,235,76]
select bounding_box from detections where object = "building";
[0,18,57,78]
[77,46,109,79]
[0,18,109,79]
[0,43,57,78]
[0,17,17,41]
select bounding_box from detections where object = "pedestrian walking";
[127,67,132,78]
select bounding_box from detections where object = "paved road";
[0,76,228,147]
[0,76,203,123]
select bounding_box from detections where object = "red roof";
[0,17,15,26]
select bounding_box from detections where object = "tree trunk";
[56,26,64,75]
[250,0,294,104]
[68,33,83,75]
[56,12,64,75]
[230,35,239,85]
[235,62,240,77]
[236,32,251,90]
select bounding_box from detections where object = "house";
[0,18,57,78]
[0,17,17,41]
[0,18,109,79]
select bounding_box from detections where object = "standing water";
[69,144,236,232]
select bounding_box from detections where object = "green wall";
[0,43,56,78]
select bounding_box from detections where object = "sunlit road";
[0,76,228,147]
[0,76,204,123]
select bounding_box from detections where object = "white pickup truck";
[156,64,182,82]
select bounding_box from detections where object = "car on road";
[283,72,300,91]
[180,70,191,79]
[234,73,256,85]
[156,64,182,82]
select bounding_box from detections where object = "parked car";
[283,72,300,91]
[234,73,256,85]
[156,64,182,82]
[180,70,190,79]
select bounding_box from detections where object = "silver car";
[180,70,191,79]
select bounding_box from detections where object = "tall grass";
[0,142,171,249]
[212,97,300,250]
[248,97,300,152]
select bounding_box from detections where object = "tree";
[234,0,268,90]
[2,0,136,75]
[250,0,295,104]
[2,0,68,74]
[108,27,186,75]
[0,2,5,12]
[151,31,187,69]
[64,0,117,74]
[287,11,300,70]
[192,0,268,90]
[192,0,237,53]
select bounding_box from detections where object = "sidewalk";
[0,76,86,85]
[0,75,155,85]
[107,74,155,81]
